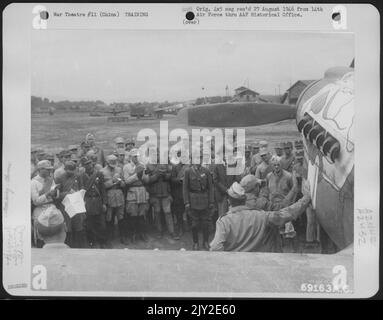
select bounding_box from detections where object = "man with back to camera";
[36,206,69,249]
[210,180,311,252]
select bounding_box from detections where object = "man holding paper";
[55,160,87,248]
[78,157,108,248]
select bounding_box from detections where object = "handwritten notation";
[4,226,25,267]
[356,208,377,247]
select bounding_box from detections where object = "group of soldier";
[31,132,316,252]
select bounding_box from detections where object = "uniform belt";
[190,190,206,194]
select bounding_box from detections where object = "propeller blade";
[180,102,296,127]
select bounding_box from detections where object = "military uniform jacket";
[183,165,214,210]
[55,172,81,203]
[213,163,240,202]
[143,164,172,198]
[101,166,125,207]
[78,170,107,215]
[266,170,295,208]
[210,195,311,252]
[281,154,295,172]
[250,153,262,169]
[170,163,188,201]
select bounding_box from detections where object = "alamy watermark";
[135,121,246,175]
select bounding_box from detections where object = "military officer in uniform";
[183,149,214,250]
[170,147,189,237]
[123,148,150,243]
[101,155,126,244]
[54,160,87,248]
[78,157,108,248]
[114,137,125,150]
[281,141,295,172]
[241,145,253,179]
[274,142,284,157]
[86,133,105,167]
[255,148,273,199]
[210,180,310,252]
[250,141,261,173]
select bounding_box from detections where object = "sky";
[31,30,354,103]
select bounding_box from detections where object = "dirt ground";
[31,111,300,154]
[32,111,320,253]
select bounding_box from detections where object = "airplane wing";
[178,102,296,127]
[102,110,129,115]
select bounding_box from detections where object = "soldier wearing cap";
[125,137,135,152]
[36,206,69,249]
[31,147,44,179]
[68,145,79,161]
[70,155,81,168]
[250,141,263,173]
[42,153,55,167]
[251,141,260,157]
[266,156,298,240]
[170,147,189,237]
[31,160,57,247]
[266,156,296,210]
[143,149,176,240]
[115,148,126,169]
[78,141,92,159]
[36,150,47,162]
[183,147,215,250]
[240,145,253,179]
[281,141,295,172]
[54,160,87,248]
[101,154,126,244]
[54,150,72,182]
[123,148,149,243]
[212,145,241,219]
[240,174,269,210]
[78,157,108,248]
[274,142,284,157]
[255,148,273,199]
[292,150,305,200]
[85,133,105,167]
[210,180,311,252]
[114,137,125,150]
[86,150,103,172]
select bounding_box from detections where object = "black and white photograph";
[2,3,380,298]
